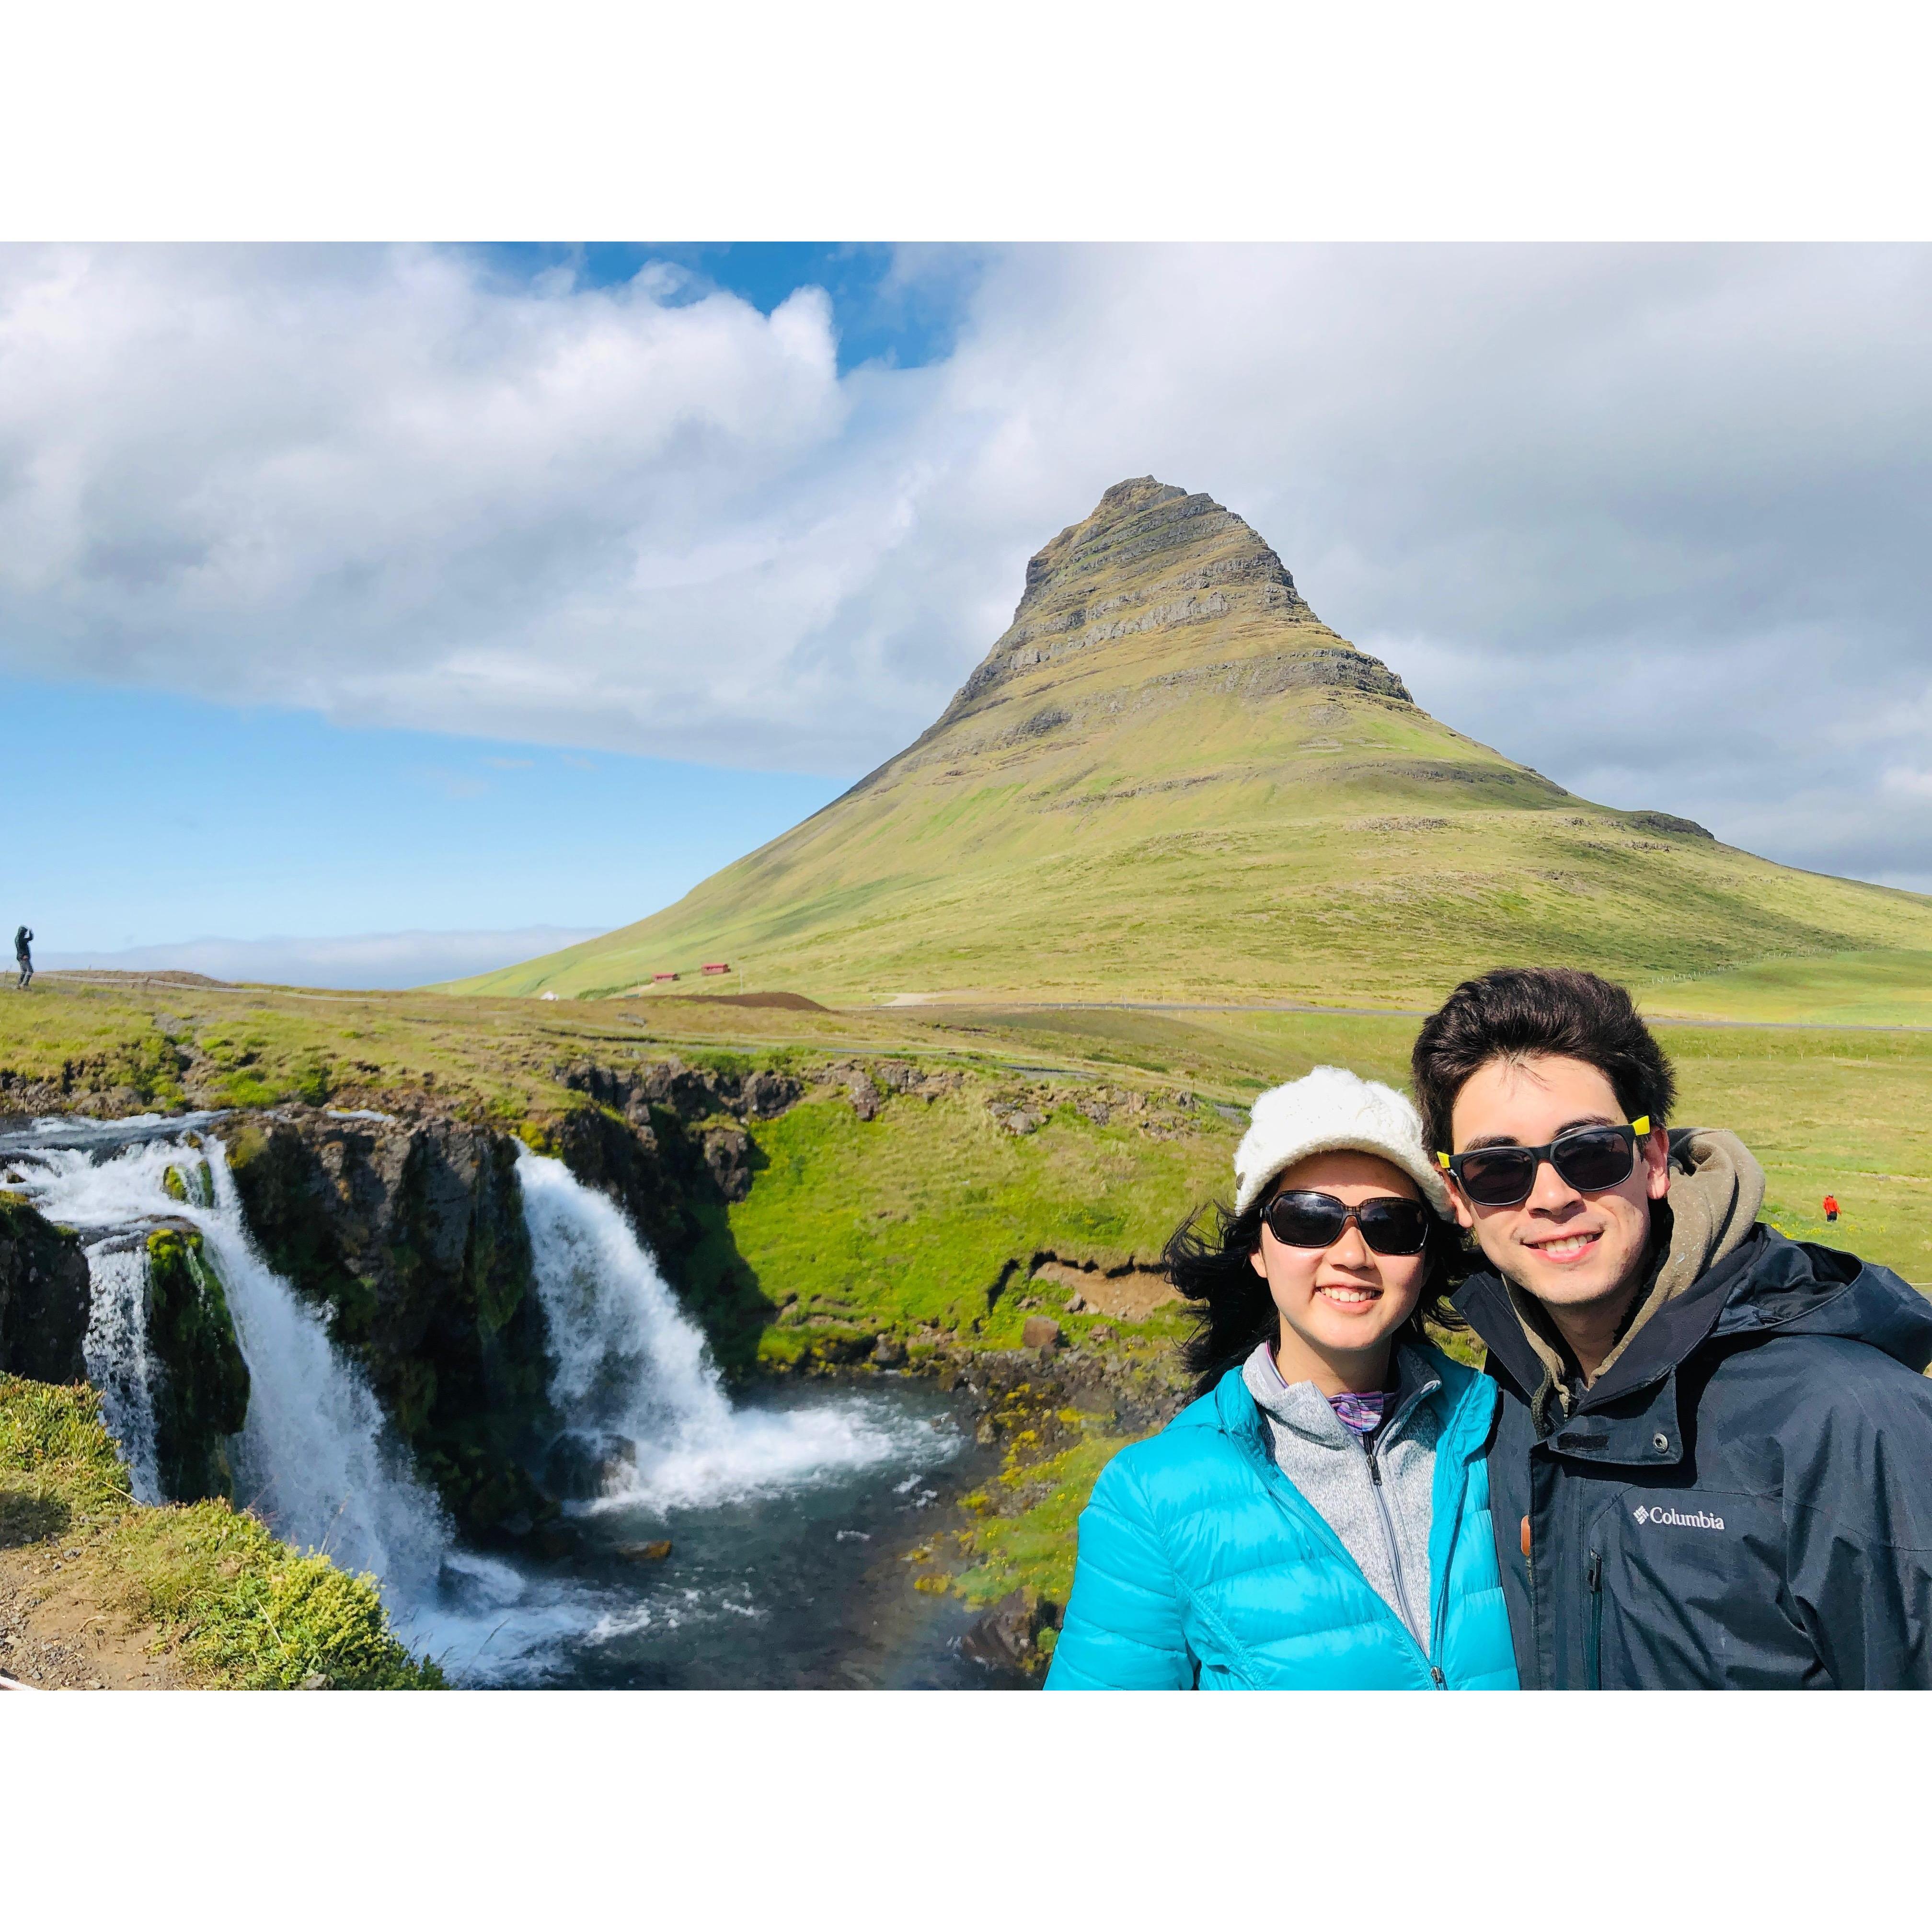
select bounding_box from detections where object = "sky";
[3,242,1929,986]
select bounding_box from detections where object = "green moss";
[952,1429,1134,1610]
[723,1087,1230,1341]
[144,1229,250,1503]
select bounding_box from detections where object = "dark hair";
[1409,966,1677,1158]
[1168,1187,1468,1396]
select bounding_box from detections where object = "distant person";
[1416,966,1932,1688]
[1046,1067,1517,1690]
[12,926,29,990]
[1823,1193,1840,1224]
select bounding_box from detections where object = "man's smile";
[1519,1228,1603,1264]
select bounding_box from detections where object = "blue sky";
[2,242,946,983]
[3,242,1930,986]
[474,243,980,372]
[10,678,839,966]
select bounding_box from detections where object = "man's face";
[1447,1054,1669,1317]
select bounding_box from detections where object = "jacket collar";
[1205,1344,1490,1464]
[1239,1341,1442,1450]
[1455,1232,1765,1460]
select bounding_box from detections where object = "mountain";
[453,478,1932,1007]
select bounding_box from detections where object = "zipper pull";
[1587,1551,1602,1593]
[1430,1665,1446,1688]
[1367,1450,1382,1486]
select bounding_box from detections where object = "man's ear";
[1446,1176,1476,1233]
[1643,1126,1671,1201]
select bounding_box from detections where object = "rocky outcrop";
[555,1055,802,1127]
[0,1194,90,1383]
[225,1107,553,1535]
[143,1227,250,1503]
[948,478,1339,714]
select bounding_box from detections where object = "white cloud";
[2,243,1931,887]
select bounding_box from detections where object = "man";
[12,926,29,990]
[1413,966,1932,1688]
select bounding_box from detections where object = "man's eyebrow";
[1461,1115,1621,1151]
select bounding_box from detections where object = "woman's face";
[1249,1150,1430,1375]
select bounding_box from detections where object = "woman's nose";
[1329,1219,1373,1265]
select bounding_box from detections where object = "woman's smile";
[1314,1281,1382,1308]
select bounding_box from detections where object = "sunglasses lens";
[1265,1192,1347,1247]
[1265,1193,1431,1254]
[1552,1126,1637,1192]
[1356,1199,1430,1255]
[1456,1147,1538,1206]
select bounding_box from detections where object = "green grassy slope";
[0,1376,441,1687]
[450,478,1932,1008]
[12,978,1926,1647]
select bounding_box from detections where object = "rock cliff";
[226,1107,553,1534]
[0,1193,90,1383]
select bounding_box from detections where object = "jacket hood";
[1707,1229,1932,1368]
[1459,1187,1932,1421]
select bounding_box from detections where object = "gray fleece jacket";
[1241,1340,1440,1649]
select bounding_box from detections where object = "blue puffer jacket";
[1045,1346,1518,1690]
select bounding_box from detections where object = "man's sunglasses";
[1262,1190,1432,1256]
[1437,1117,1652,1208]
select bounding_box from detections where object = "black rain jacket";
[1456,1226,1932,1689]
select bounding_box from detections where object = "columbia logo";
[1632,1503,1725,1531]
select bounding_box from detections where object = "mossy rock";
[145,1228,250,1503]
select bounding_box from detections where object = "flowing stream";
[1,1117,971,1685]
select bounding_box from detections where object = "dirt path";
[0,1533,185,1690]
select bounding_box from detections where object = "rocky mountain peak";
[953,476,1321,712]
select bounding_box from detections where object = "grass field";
[11,973,1927,1290]
[7,973,1926,1652]
[1636,949,1932,1029]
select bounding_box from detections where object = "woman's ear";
[1249,1231,1271,1281]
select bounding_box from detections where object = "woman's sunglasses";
[1262,1190,1432,1256]
[1437,1116,1652,1208]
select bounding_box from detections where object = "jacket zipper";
[1365,1439,1444,1688]
[1585,1550,1603,1690]
[1245,1438,1443,1688]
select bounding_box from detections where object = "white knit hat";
[1233,1065,1452,1219]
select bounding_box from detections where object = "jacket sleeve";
[1044,1453,1194,1690]
[1783,1372,1932,1690]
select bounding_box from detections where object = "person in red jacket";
[1823,1194,1840,1223]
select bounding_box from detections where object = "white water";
[79,1242,164,1505]
[9,1134,453,1594]
[4,1122,960,1683]
[518,1149,935,1511]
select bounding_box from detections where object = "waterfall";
[79,1241,164,1505]
[6,1131,452,1601]
[6,1119,961,1684]
[518,1148,936,1511]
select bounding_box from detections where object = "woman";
[1045,1065,1517,1690]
